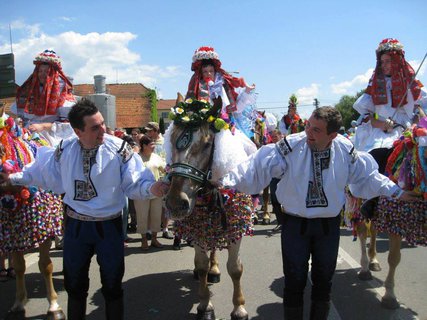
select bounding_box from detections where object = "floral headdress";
[376,38,404,54]
[34,49,62,68]
[169,98,230,131]
[192,46,220,63]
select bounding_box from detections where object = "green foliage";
[143,89,158,122]
[334,90,365,129]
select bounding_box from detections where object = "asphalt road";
[0,220,426,320]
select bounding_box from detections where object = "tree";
[143,89,158,122]
[334,90,365,129]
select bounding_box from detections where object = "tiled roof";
[74,83,152,128]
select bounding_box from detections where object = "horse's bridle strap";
[169,163,210,184]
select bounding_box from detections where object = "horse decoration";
[0,108,65,320]
[234,106,272,224]
[346,122,427,310]
[164,95,254,320]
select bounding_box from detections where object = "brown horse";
[165,95,253,320]
[0,107,65,320]
[352,133,427,309]
[252,111,271,225]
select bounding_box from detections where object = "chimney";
[94,75,106,94]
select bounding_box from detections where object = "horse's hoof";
[369,262,382,272]
[196,309,215,320]
[47,309,66,320]
[381,296,400,309]
[231,314,249,320]
[207,273,220,283]
[358,270,373,281]
[262,218,270,225]
[4,309,25,320]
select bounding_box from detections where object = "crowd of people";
[0,38,426,320]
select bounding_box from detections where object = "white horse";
[165,95,253,320]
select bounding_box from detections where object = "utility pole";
[313,98,319,109]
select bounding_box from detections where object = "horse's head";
[165,94,222,220]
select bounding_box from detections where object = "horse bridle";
[168,133,215,189]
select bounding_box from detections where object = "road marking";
[338,247,419,320]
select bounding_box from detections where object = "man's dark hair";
[312,106,343,134]
[68,98,99,130]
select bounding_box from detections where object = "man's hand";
[150,181,170,198]
[28,122,53,133]
[245,83,256,93]
[399,190,423,202]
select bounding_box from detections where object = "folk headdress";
[16,49,75,116]
[187,46,247,111]
[283,94,300,134]
[365,38,423,108]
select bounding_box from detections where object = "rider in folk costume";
[279,94,301,135]
[352,38,427,216]
[11,49,76,146]
[353,38,427,169]
[187,46,255,113]
[186,46,257,156]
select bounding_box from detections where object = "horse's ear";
[176,92,185,104]
[212,96,222,115]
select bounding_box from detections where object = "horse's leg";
[367,222,381,271]
[356,223,372,280]
[207,250,221,283]
[262,187,270,225]
[194,245,215,320]
[381,233,401,309]
[38,240,66,320]
[227,239,248,320]
[9,251,27,316]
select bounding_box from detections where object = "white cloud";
[295,83,320,105]
[57,16,75,22]
[294,83,320,119]
[331,68,373,95]
[330,58,426,97]
[0,22,182,91]
[409,59,426,77]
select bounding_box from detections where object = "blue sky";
[1,0,426,119]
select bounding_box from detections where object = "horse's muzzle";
[165,194,192,220]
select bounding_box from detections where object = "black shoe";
[163,231,174,239]
[309,301,330,320]
[272,224,282,232]
[146,232,152,240]
[173,237,181,250]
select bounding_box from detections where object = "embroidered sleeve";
[117,141,134,163]
[349,146,358,164]
[54,140,64,162]
[275,138,292,158]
